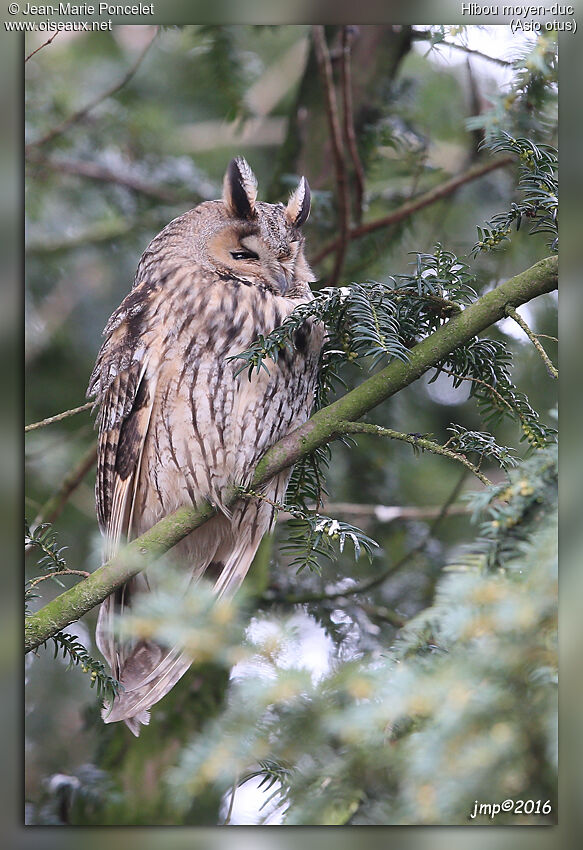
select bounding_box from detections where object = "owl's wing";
[88,292,201,735]
[94,360,154,557]
[87,297,161,687]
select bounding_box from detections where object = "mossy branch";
[24,255,557,653]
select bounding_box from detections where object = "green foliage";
[47,632,121,704]
[165,448,557,825]
[227,285,350,379]
[25,520,120,704]
[472,133,558,256]
[286,443,332,511]
[436,336,557,448]
[450,444,557,572]
[197,26,251,122]
[239,488,378,575]
[444,424,518,471]
[342,283,409,368]
[25,520,68,575]
[25,520,69,611]
[229,244,476,383]
[280,513,378,574]
[465,31,558,140]
[232,242,548,515]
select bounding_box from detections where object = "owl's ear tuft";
[223,157,258,219]
[285,176,311,227]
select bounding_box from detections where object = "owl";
[87,158,324,735]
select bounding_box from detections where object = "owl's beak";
[273,268,290,295]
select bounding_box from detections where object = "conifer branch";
[24,255,557,653]
[336,421,493,486]
[267,470,468,606]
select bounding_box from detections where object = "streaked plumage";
[87,158,323,734]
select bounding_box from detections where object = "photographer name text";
[17,3,154,14]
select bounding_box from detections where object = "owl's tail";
[98,481,286,735]
[98,615,193,735]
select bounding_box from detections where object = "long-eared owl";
[87,158,323,735]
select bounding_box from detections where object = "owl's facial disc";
[208,226,296,295]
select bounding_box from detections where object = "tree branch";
[26,150,192,206]
[266,470,469,607]
[340,26,365,224]
[310,156,513,266]
[28,569,91,590]
[29,444,98,531]
[25,32,61,63]
[412,30,514,67]
[336,421,492,486]
[252,255,557,482]
[26,28,158,151]
[505,304,558,379]
[24,255,557,652]
[312,26,351,286]
[25,401,93,433]
[277,501,470,523]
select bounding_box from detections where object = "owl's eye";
[230,249,259,261]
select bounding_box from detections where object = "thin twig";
[440,367,513,411]
[310,156,513,266]
[337,421,492,486]
[278,501,470,523]
[442,40,513,67]
[439,366,534,435]
[25,402,93,433]
[26,150,190,205]
[312,26,351,286]
[25,32,61,63]
[26,219,137,255]
[28,569,90,589]
[240,488,292,515]
[413,31,513,67]
[31,444,97,529]
[340,26,365,224]
[505,305,558,378]
[245,488,470,525]
[27,28,159,150]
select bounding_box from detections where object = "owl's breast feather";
[143,278,322,511]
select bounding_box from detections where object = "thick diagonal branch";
[24,255,557,652]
